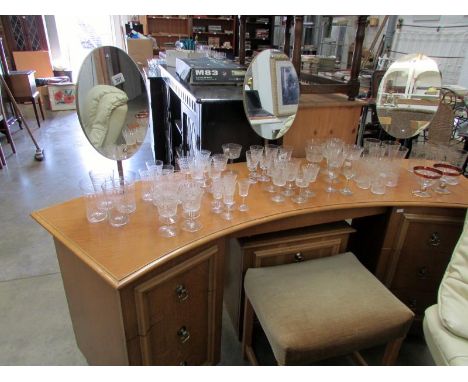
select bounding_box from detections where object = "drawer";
[133,246,219,365]
[391,250,452,292]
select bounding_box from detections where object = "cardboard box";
[163,50,206,67]
[126,38,154,68]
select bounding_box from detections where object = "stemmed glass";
[221,173,237,220]
[305,141,323,165]
[283,159,300,196]
[222,143,242,165]
[433,163,462,194]
[210,177,224,213]
[212,153,228,173]
[270,161,288,203]
[278,145,293,161]
[237,178,251,212]
[291,167,310,204]
[258,150,271,182]
[302,163,320,197]
[325,153,344,193]
[341,161,356,196]
[155,193,179,237]
[177,156,193,180]
[412,166,443,198]
[245,150,261,184]
[180,182,204,232]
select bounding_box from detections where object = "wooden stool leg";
[0,119,16,153]
[32,98,40,127]
[242,298,259,365]
[382,337,405,366]
[38,97,45,121]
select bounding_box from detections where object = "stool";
[242,252,414,365]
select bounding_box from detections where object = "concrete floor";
[0,106,434,366]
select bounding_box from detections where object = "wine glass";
[278,145,293,161]
[340,161,356,196]
[245,150,260,184]
[412,166,443,198]
[221,173,237,220]
[291,167,310,204]
[176,156,193,180]
[155,193,179,237]
[212,153,228,173]
[302,163,320,197]
[433,163,462,194]
[258,150,271,182]
[325,152,345,193]
[237,178,251,212]
[283,159,300,197]
[270,161,288,203]
[180,182,204,232]
[210,177,224,213]
[222,143,242,165]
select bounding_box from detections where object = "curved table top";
[32,160,468,289]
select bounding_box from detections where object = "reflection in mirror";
[243,49,300,140]
[76,46,149,160]
[376,53,441,139]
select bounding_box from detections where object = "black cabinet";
[149,65,263,164]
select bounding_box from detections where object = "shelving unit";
[244,16,274,56]
[142,16,192,51]
[140,15,237,55]
[191,16,236,52]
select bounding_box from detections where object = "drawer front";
[134,246,219,365]
[386,212,463,289]
[253,236,348,268]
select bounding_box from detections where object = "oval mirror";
[76,46,149,160]
[376,53,441,139]
[243,49,300,140]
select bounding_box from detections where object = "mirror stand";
[117,160,124,180]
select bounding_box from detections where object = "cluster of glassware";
[79,169,138,227]
[407,141,466,197]
[244,143,321,204]
[122,109,149,148]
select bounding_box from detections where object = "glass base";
[238,204,249,212]
[109,214,129,227]
[258,175,269,182]
[412,190,431,198]
[264,184,276,193]
[304,190,316,198]
[435,187,451,195]
[325,186,337,193]
[159,225,177,237]
[221,212,233,221]
[291,195,307,204]
[282,188,294,197]
[181,219,202,232]
[87,211,107,223]
[340,188,353,196]
[271,194,285,203]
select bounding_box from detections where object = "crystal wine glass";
[222,143,242,165]
[283,159,300,197]
[302,163,320,197]
[210,177,224,213]
[412,166,443,198]
[221,173,237,220]
[245,150,260,184]
[433,163,462,194]
[291,167,310,204]
[237,178,251,212]
[155,193,179,237]
[180,182,204,232]
[270,161,288,203]
[340,161,356,196]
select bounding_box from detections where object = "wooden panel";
[134,246,218,365]
[13,50,53,77]
[54,239,128,365]
[284,94,365,157]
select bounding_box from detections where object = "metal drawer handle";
[417,267,428,278]
[428,232,441,247]
[177,326,190,344]
[294,252,304,262]
[175,284,189,302]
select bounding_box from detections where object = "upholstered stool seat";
[243,252,414,365]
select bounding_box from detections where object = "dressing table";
[32,161,468,365]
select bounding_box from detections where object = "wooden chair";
[6,70,45,127]
[242,252,414,365]
[0,83,17,157]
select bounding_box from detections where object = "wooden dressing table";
[32,161,468,365]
